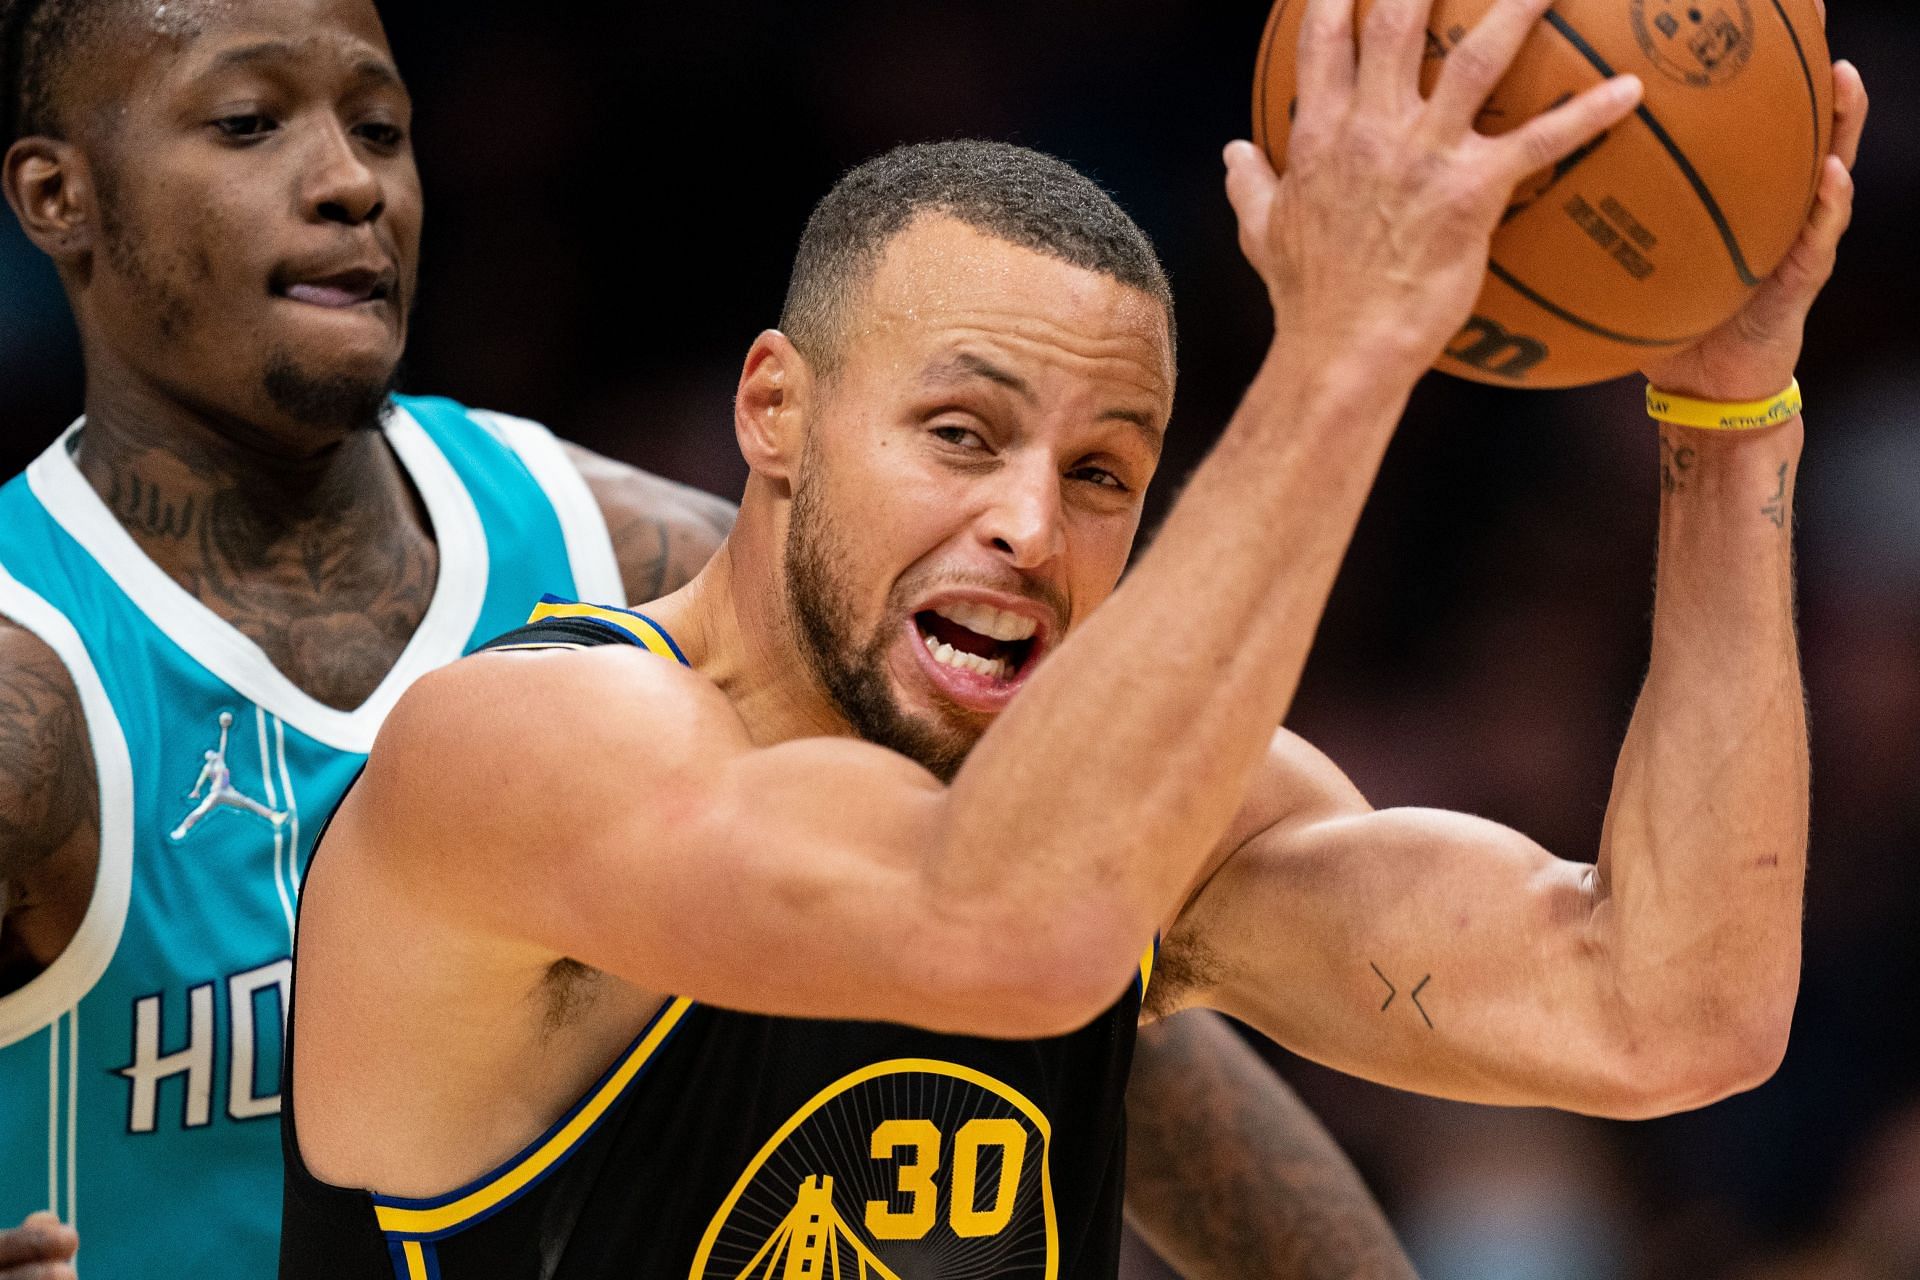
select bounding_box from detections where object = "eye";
[931,423,988,451]
[354,121,406,150]
[212,113,278,140]
[1067,464,1129,492]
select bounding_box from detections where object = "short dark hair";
[1,0,129,145]
[780,139,1175,375]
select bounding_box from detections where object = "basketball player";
[282,0,1866,1267]
[0,0,1420,1276]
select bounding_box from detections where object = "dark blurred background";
[3,2,1914,1276]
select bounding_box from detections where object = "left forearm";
[1126,1012,1416,1280]
[1597,419,1809,1077]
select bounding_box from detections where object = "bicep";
[349,649,1041,1033]
[1175,756,1638,1109]
[0,623,95,884]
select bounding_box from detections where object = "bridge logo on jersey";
[170,711,288,840]
[690,1059,1059,1280]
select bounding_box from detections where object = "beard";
[262,352,396,435]
[785,461,976,783]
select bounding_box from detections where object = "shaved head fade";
[1,0,146,145]
[779,139,1176,376]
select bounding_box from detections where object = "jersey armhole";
[0,563,136,1049]
[468,411,627,609]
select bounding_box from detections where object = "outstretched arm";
[1126,1012,1415,1280]
[1162,63,1866,1119]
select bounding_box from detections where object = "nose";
[303,121,384,227]
[976,453,1067,571]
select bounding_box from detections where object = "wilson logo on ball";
[1631,0,1758,88]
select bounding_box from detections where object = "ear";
[733,329,816,491]
[3,136,98,269]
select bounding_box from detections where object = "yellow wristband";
[1646,378,1803,431]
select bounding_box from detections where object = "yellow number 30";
[865,1117,1030,1241]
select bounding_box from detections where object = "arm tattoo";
[1369,964,1434,1029]
[1659,435,1696,496]
[1761,462,1788,529]
[0,635,93,866]
[0,623,100,995]
[563,441,738,604]
[1126,1012,1416,1280]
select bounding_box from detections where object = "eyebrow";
[207,41,405,90]
[920,351,1165,450]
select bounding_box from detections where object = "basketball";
[1254,0,1833,388]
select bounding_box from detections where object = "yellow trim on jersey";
[401,1240,429,1280]
[1138,944,1155,998]
[689,1058,1059,1280]
[527,600,680,662]
[374,997,693,1237]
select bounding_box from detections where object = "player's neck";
[662,499,856,748]
[71,369,435,623]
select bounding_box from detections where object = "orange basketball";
[1254,0,1832,388]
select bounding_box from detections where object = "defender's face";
[788,217,1174,773]
[78,0,420,443]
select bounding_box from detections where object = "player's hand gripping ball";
[1256,0,1832,387]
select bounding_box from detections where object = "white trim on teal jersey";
[24,405,491,754]
[471,409,627,608]
[0,566,135,1052]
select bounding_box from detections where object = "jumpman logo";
[170,711,288,841]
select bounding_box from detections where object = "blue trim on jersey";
[534,593,691,665]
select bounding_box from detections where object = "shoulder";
[1147,729,1368,1017]
[363,642,743,836]
[1214,728,1372,860]
[559,443,737,603]
[0,615,95,879]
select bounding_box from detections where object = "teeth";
[922,630,1010,680]
[931,601,1037,642]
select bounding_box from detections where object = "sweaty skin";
[0,1,1406,1275]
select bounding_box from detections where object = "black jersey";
[280,598,1153,1280]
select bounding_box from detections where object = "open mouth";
[913,601,1041,685]
[271,267,395,309]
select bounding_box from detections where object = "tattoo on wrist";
[1761,463,1788,529]
[1659,436,1697,496]
[1370,962,1434,1028]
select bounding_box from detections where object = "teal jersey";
[0,397,626,1278]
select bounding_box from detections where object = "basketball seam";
[1542,10,1762,288]
[1761,0,1826,213]
[1485,260,1705,346]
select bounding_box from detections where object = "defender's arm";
[0,619,97,999]
[1126,1011,1415,1280]
[561,441,736,602]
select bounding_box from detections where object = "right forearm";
[937,349,1410,954]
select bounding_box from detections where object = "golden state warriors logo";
[690,1060,1058,1280]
